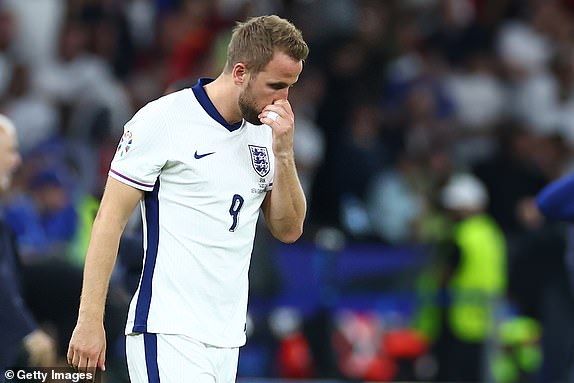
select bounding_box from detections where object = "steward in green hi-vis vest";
[414,213,507,343]
[414,173,508,382]
[448,213,507,342]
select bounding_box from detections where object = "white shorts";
[126,333,239,383]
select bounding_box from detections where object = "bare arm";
[260,100,306,243]
[68,176,143,372]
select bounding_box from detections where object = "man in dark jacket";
[0,114,55,375]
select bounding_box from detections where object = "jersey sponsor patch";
[248,145,270,177]
[117,130,133,157]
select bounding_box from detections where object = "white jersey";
[109,78,274,347]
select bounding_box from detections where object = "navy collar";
[192,78,243,132]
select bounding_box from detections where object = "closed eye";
[269,82,292,90]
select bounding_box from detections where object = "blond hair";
[224,15,309,74]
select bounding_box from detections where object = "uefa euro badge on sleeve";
[117,131,133,157]
[248,145,270,177]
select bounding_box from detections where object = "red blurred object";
[168,27,215,83]
[364,356,397,382]
[383,329,428,359]
[277,332,314,379]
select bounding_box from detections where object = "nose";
[274,88,289,102]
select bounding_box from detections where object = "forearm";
[68,178,141,371]
[77,213,125,323]
[265,155,306,243]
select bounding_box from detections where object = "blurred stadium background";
[3,0,574,382]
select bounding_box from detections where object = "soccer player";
[67,15,308,382]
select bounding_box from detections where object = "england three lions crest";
[249,145,270,177]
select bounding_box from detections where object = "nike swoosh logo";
[194,151,215,159]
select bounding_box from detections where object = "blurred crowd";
[3,0,574,382]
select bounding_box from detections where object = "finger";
[266,111,280,121]
[98,345,107,372]
[71,351,80,370]
[273,99,293,114]
[260,105,294,125]
[259,115,278,126]
[87,355,98,369]
[262,101,289,115]
[67,346,74,366]
[260,107,282,119]
[87,355,98,381]
[78,355,88,373]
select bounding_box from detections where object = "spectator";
[4,168,77,263]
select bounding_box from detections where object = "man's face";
[0,130,21,191]
[238,50,303,125]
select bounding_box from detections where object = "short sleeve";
[109,102,170,191]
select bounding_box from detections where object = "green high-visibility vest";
[448,214,507,342]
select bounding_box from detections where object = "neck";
[203,74,242,124]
